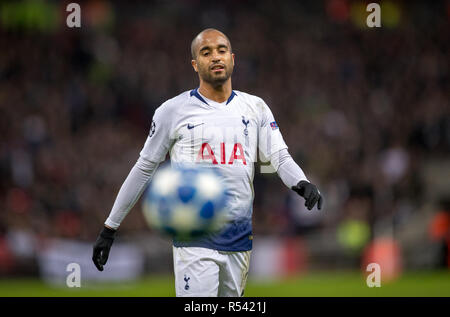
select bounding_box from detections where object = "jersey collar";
[190,88,237,106]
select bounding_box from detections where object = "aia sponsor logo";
[197,143,247,165]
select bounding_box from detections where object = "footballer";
[92,28,323,297]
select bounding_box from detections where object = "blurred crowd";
[0,0,449,274]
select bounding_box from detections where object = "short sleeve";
[258,98,288,162]
[139,104,175,163]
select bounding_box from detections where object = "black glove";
[291,180,323,210]
[92,226,116,271]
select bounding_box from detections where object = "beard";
[198,64,233,87]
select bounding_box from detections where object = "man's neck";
[198,80,232,103]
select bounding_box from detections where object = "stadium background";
[0,0,449,296]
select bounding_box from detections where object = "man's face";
[191,31,234,86]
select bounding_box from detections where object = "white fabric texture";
[173,246,251,297]
[104,90,309,230]
[104,157,159,229]
[271,148,309,188]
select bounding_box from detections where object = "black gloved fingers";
[92,226,116,271]
[293,181,323,211]
[309,192,320,210]
[303,185,313,200]
[92,247,104,271]
[317,195,323,210]
[100,248,110,265]
[307,194,319,210]
[305,186,316,207]
[95,261,103,271]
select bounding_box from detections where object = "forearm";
[104,156,159,229]
[271,149,308,188]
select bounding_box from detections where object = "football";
[142,165,229,240]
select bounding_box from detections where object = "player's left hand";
[291,180,323,210]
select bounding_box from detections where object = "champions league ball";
[142,165,229,240]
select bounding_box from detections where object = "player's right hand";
[92,226,116,271]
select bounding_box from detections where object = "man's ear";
[232,53,235,66]
[191,59,198,73]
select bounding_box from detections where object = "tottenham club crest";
[242,116,249,136]
[184,274,190,290]
[149,120,156,138]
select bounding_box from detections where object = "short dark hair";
[191,28,232,59]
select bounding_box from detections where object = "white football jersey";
[141,88,288,251]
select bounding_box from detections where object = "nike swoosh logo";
[187,123,204,130]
